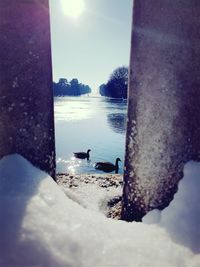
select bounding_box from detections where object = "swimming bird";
[95,158,121,173]
[73,149,91,160]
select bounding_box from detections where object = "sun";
[60,0,85,19]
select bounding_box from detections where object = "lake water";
[54,96,127,174]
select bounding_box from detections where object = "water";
[54,96,127,174]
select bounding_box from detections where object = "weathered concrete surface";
[0,0,56,179]
[122,1,200,221]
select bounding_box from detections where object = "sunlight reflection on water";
[54,96,127,174]
[54,97,93,121]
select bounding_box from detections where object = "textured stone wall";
[122,0,200,221]
[0,0,56,179]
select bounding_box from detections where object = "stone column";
[0,0,56,179]
[122,0,200,221]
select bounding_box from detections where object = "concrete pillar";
[0,0,56,179]
[122,0,200,221]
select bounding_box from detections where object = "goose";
[95,158,121,174]
[73,149,91,160]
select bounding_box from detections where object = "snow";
[57,173,122,213]
[143,161,200,254]
[0,154,199,267]
[63,183,120,212]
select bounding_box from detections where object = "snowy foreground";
[0,155,200,267]
[57,173,123,217]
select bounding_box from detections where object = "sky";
[49,0,133,92]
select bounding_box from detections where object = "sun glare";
[60,0,85,19]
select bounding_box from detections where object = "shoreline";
[56,173,123,219]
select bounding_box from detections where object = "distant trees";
[99,66,128,99]
[53,78,91,96]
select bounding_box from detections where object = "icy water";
[54,96,127,174]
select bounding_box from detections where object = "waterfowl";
[95,158,121,174]
[73,149,91,160]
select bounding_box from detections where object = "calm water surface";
[54,96,127,174]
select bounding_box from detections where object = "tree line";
[53,78,91,96]
[53,66,128,98]
[99,66,128,99]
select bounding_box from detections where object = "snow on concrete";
[0,154,199,267]
[143,161,200,254]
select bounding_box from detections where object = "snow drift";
[143,161,200,254]
[0,154,199,267]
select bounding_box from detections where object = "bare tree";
[99,66,128,98]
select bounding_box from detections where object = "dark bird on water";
[73,149,91,160]
[95,158,121,174]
